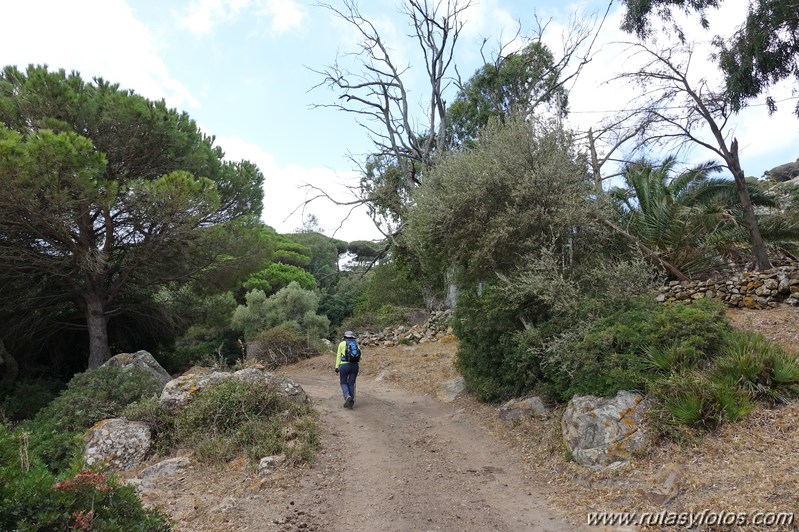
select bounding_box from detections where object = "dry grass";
[725,306,799,354]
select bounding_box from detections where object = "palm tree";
[610,156,798,279]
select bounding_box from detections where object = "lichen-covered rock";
[562,391,648,469]
[158,367,308,409]
[101,350,171,389]
[499,396,548,421]
[158,370,230,409]
[84,418,151,470]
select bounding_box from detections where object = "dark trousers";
[339,362,358,401]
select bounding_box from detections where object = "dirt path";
[282,371,568,531]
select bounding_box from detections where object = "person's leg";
[339,364,352,401]
[349,363,359,403]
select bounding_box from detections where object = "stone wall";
[656,265,799,309]
[357,309,454,347]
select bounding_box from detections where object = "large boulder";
[159,367,308,409]
[561,391,649,469]
[158,370,228,409]
[101,350,171,390]
[84,418,151,470]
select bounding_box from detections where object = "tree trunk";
[728,139,771,271]
[587,127,603,195]
[84,291,111,368]
[444,265,459,309]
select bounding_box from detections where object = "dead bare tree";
[312,0,469,185]
[583,111,652,194]
[307,0,471,253]
[310,1,612,231]
[617,41,772,270]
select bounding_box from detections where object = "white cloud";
[218,136,383,241]
[261,0,306,34]
[0,0,197,110]
[177,0,305,36]
[461,0,517,42]
[177,0,252,35]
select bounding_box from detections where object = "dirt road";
[282,371,569,531]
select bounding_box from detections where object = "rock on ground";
[101,350,172,389]
[436,376,464,402]
[562,391,649,469]
[159,367,308,409]
[499,396,548,421]
[84,418,151,470]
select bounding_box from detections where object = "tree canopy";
[446,42,568,148]
[620,0,799,114]
[406,116,595,284]
[0,65,265,368]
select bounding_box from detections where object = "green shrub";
[246,326,320,369]
[713,330,799,403]
[644,298,729,358]
[17,418,83,475]
[318,273,362,328]
[540,297,731,401]
[35,366,162,435]
[0,425,171,531]
[232,282,330,341]
[0,380,58,421]
[174,379,318,464]
[453,284,534,402]
[339,305,420,334]
[651,371,754,435]
[164,328,243,374]
[122,396,177,456]
[354,262,424,314]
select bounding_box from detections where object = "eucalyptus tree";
[0,65,265,368]
[620,0,799,115]
[446,41,570,148]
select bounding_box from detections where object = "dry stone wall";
[656,265,799,309]
[356,309,455,347]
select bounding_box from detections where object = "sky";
[1,0,797,242]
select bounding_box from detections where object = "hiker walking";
[335,330,361,409]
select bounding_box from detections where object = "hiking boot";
[344,396,353,409]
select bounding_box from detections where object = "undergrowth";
[125,378,319,466]
[0,424,171,531]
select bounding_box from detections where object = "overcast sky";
[1,0,796,241]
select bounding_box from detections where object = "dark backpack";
[343,338,361,363]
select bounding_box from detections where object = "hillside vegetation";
[3,3,799,527]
